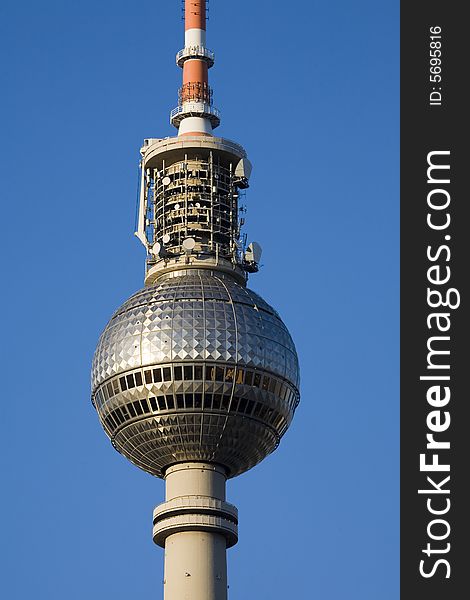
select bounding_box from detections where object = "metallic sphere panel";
[92,271,299,477]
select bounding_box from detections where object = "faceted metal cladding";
[92,270,299,478]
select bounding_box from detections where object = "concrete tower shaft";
[153,463,236,600]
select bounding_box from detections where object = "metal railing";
[170,103,220,120]
[176,45,215,66]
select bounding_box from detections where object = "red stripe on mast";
[185,0,206,31]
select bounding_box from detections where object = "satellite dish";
[195,202,200,208]
[162,234,171,244]
[182,237,196,252]
[235,157,253,180]
[246,241,262,263]
[150,242,161,256]
[175,203,180,210]
[162,176,171,186]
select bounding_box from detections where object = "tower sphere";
[91,4,301,598]
[92,270,299,478]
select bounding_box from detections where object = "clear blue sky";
[0,1,398,598]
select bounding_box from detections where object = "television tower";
[91,2,300,599]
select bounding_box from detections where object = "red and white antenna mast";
[171,0,220,135]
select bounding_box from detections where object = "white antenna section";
[134,162,148,248]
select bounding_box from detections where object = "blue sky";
[0,1,398,598]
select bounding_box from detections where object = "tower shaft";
[153,463,237,600]
[165,531,227,600]
[92,4,300,600]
